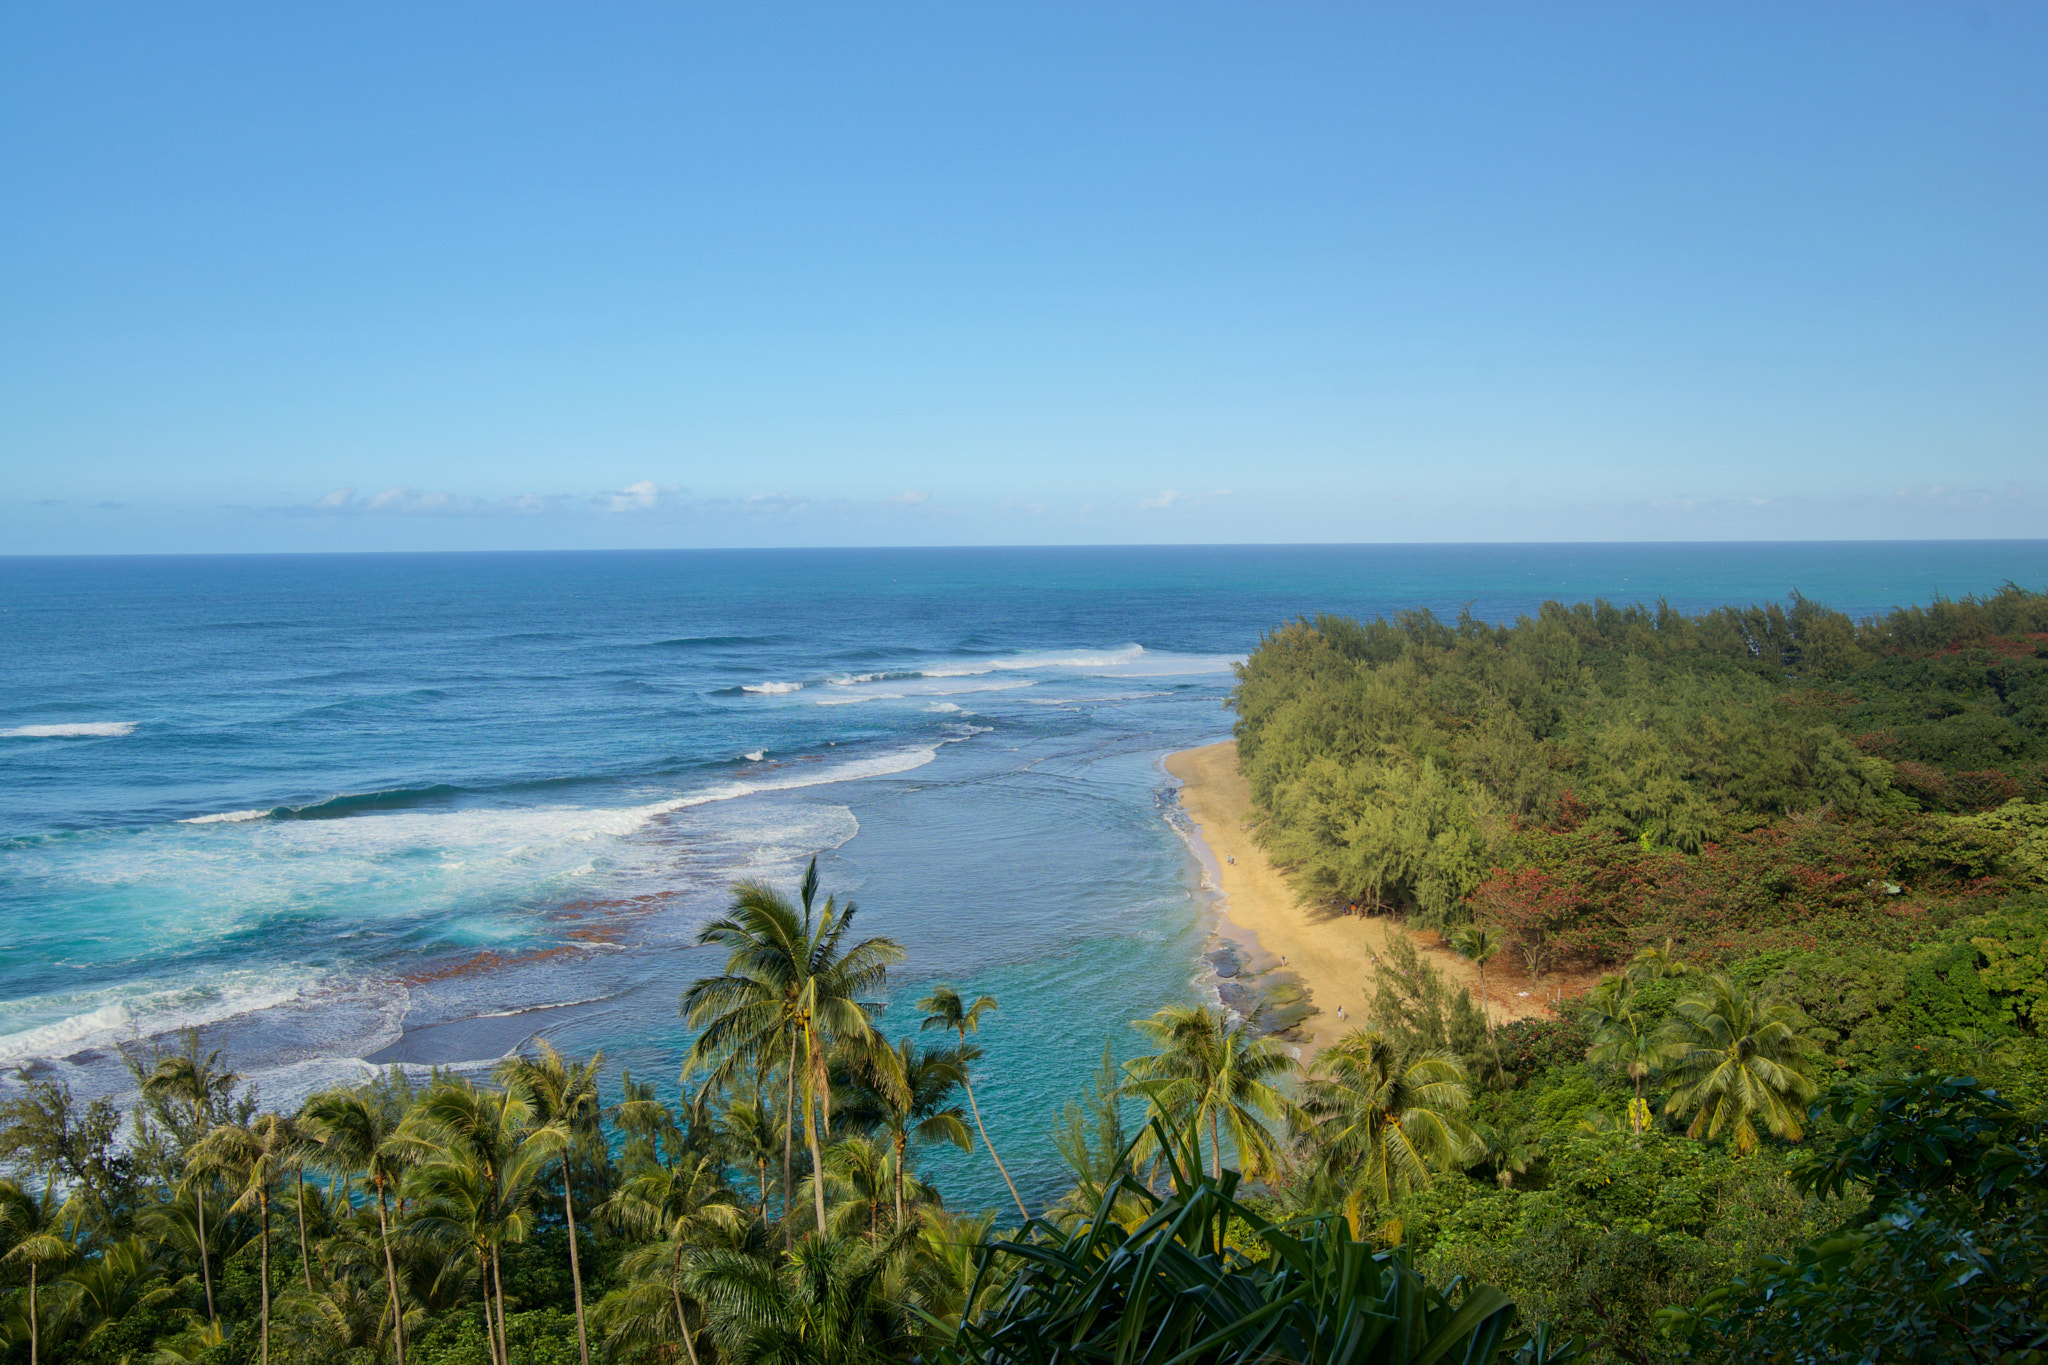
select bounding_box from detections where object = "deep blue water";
[2,542,2044,1208]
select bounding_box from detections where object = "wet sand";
[1165,740,1552,1053]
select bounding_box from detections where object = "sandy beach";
[1166,740,1552,1053]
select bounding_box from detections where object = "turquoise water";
[2,542,2044,1209]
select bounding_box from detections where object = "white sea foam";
[743,750,767,762]
[3,722,136,738]
[920,645,1149,678]
[0,1003,134,1060]
[0,970,324,1065]
[179,808,270,825]
[813,693,903,706]
[925,702,964,713]
[741,681,803,695]
[656,740,961,812]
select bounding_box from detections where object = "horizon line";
[5,536,2048,561]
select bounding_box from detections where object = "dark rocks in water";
[1256,981,1318,1034]
[66,1048,106,1065]
[1216,980,1259,1014]
[1215,970,1319,1037]
[1207,942,1246,979]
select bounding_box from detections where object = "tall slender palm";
[498,1042,605,1365]
[1294,1030,1479,1206]
[838,1035,972,1230]
[140,1050,237,1324]
[1449,925,1505,1057]
[302,1087,414,1365]
[0,1181,77,1365]
[597,1151,742,1365]
[400,1080,541,1365]
[683,858,903,1240]
[1657,974,1818,1154]
[803,1133,935,1243]
[1124,1004,1299,1181]
[190,1112,299,1365]
[918,986,1029,1221]
[714,1090,783,1229]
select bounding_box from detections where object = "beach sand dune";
[1166,740,1554,1053]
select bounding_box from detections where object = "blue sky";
[3,3,2043,552]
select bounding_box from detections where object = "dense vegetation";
[1228,583,2048,1358]
[4,584,2045,1362]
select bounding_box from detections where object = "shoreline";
[1164,740,1551,1053]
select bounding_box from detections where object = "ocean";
[2,541,2044,1209]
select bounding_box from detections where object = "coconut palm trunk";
[257,1187,272,1365]
[194,1182,216,1324]
[561,1162,589,1365]
[781,1061,797,1243]
[478,1245,502,1365]
[295,1161,314,1294]
[893,1130,908,1229]
[803,1034,829,1235]
[670,1239,703,1365]
[27,1263,37,1365]
[962,1076,1026,1220]
[492,1244,511,1365]
[375,1184,406,1365]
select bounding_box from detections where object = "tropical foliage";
[7,584,2045,1362]
[0,854,1585,1364]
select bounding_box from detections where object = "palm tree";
[53,1236,177,1351]
[683,857,904,1240]
[1294,1030,1479,1207]
[0,1181,76,1365]
[302,1087,413,1365]
[1124,1004,1298,1181]
[1628,937,1693,985]
[1585,976,1659,1135]
[918,986,1029,1221]
[1657,974,1818,1154]
[803,1133,907,1243]
[611,1069,683,1176]
[1474,1120,1543,1189]
[689,1231,912,1365]
[400,1079,544,1365]
[140,1048,238,1324]
[714,1090,784,1229]
[190,1112,300,1365]
[1449,925,1505,1043]
[498,1041,605,1365]
[597,1151,742,1365]
[838,1035,972,1230]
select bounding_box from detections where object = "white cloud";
[602,479,686,513]
[1137,488,1185,511]
[886,489,932,506]
[295,486,562,517]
